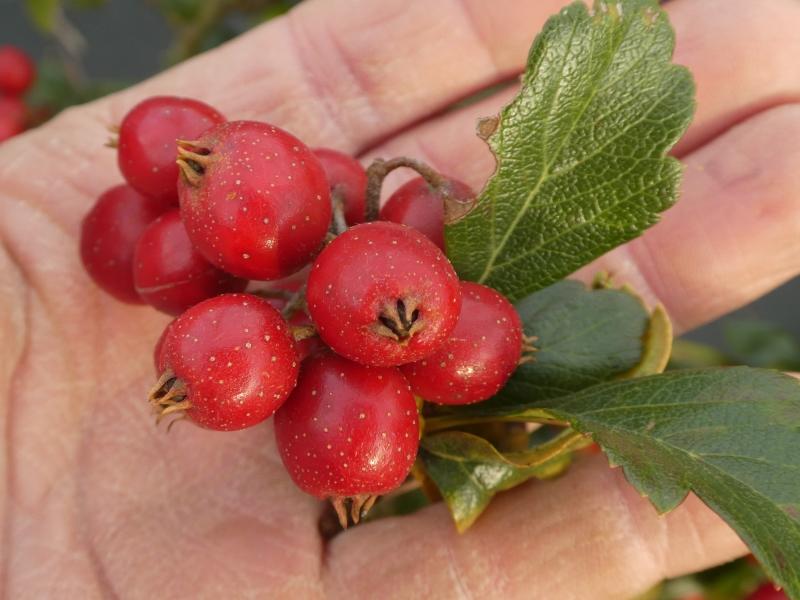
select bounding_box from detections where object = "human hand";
[2,0,799,597]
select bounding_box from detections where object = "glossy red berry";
[747,584,788,600]
[0,46,36,96]
[117,96,224,203]
[153,317,176,374]
[380,176,474,250]
[177,120,332,280]
[307,222,461,367]
[0,96,26,142]
[150,294,300,431]
[133,210,247,315]
[401,282,522,404]
[314,148,367,225]
[274,351,418,520]
[80,184,171,303]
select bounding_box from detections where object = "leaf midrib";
[478,13,633,284]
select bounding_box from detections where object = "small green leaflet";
[445,0,695,301]
[449,368,800,597]
[507,280,652,400]
[420,430,579,532]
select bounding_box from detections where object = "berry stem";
[291,324,317,342]
[281,284,306,320]
[504,429,590,465]
[250,288,294,302]
[364,157,449,221]
[423,410,565,434]
[330,188,349,235]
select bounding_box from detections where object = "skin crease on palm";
[1,0,800,596]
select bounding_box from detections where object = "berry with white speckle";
[117,96,225,203]
[133,210,247,315]
[150,293,300,431]
[307,222,461,367]
[401,281,522,404]
[80,184,171,303]
[274,351,418,523]
[380,176,474,250]
[314,147,367,225]
[177,120,331,280]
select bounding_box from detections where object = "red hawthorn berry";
[0,95,27,142]
[133,210,247,315]
[177,120,332,281]
[307,221,461,367]
[153,317,176,374]
[117,96,225,203]
[747,583,788,600]
[314,148,367,225]
[274,351,418,525]
[380,176,474,250]
[401,282,523,404]
[80,184,171,303]
[150,294,300,431]
[0,45,36,96]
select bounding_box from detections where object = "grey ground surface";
[2,0,797,351]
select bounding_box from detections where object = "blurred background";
[1,1,797,598]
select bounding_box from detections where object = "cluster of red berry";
[0,45,36,143]
[79,95,525,525]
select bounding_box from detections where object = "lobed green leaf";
[475,368,800,598]
[445,0,695,301]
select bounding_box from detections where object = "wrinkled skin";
[2,0,800,598]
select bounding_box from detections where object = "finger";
[578,103,800,333]
[104,0,572,149]
[671,0,800,156]
[363,0,800,185]
[325,456,747,599]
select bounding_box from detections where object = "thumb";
[324,455,746,599]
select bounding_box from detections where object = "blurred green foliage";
[671,320,800,372]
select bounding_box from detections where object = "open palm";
[2,0,800,597]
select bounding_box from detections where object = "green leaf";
[25,0,61,31]
[420,430,581,531]
[429,280,652,426]
[445,0,695,301]
[621,304,673,378]
[510,280,653,399]
[502,368,800,598]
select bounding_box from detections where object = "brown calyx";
[330,494,378,529]
[371,297,424,343]
[147,369,191,429]
[105,124,120,149]
[176,139,212,187]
